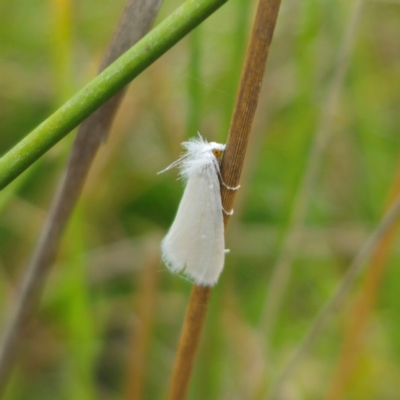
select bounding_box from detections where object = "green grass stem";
[0,0,228,190]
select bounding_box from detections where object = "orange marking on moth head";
[212,149,223,159]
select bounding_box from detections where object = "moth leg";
[222,206,234,216]
[217,169,241,191]
[224,249,230,254]
[221,180,241,191]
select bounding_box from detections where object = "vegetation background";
[0,0,399,399]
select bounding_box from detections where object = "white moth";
[159,134,239,286]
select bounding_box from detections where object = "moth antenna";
[157,153,190,174]
[158,135,212,175]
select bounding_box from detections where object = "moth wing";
[161,163,225,286]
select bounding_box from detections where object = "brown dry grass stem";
[268,192,400,400]
[167,286,212,400]
[0,1,162,395]
[325,165,400,400]
[167,1,282,399]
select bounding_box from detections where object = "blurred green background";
[1,0,400,399]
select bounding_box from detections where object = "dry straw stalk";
[167,1,282,399]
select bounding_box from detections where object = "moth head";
[212,148,223,158]
[210,143,226,160]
